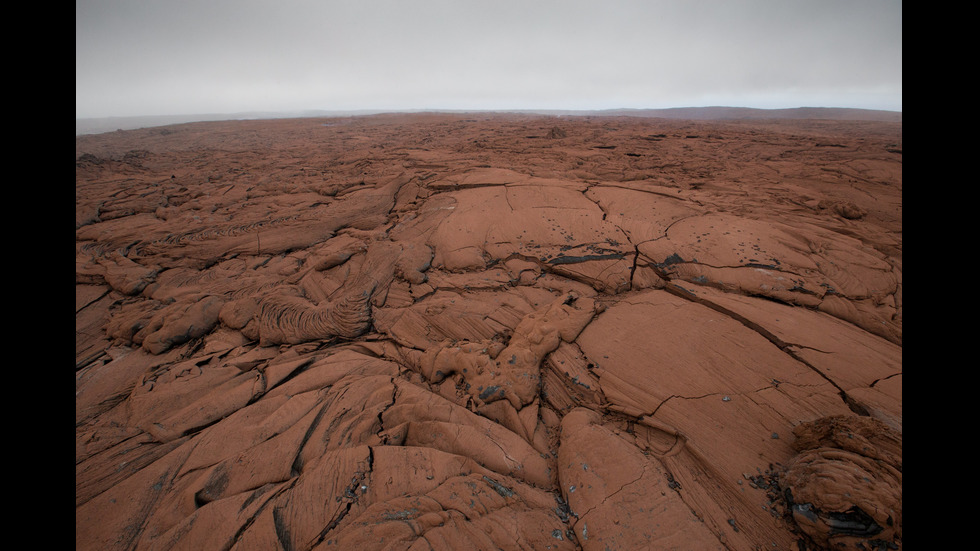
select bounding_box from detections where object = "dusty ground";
[76,112,902,550]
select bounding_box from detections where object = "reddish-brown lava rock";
[77,113,902,550]
[780,415,902,550]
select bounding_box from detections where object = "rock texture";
[76,112,902,550]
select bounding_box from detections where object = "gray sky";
[76,0,902,119]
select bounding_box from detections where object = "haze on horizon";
[76,0,902,120]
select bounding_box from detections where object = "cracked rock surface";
[77,113,902,550]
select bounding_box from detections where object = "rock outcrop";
[77,113,902,550]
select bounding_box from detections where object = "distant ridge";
[75,110,380,136]
[584,106,902,122]
[76,106,901,135]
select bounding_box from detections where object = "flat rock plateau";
[76,112,902,551]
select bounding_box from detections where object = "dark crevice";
[663,283,867,416]
[228,482,294,548]
[375,377,399,444]
[628,245,639,291]
[308,451,373,548]
[870,372,901,388]
[290,400,334,476]
[272,503,295,551]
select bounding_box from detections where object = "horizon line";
[77,104,902,121]
[76,105,902,136]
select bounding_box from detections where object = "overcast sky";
[75,0,902,119]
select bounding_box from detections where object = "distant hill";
[74,110,382,136]
[581,106,902,122]
[76,106,901,135]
